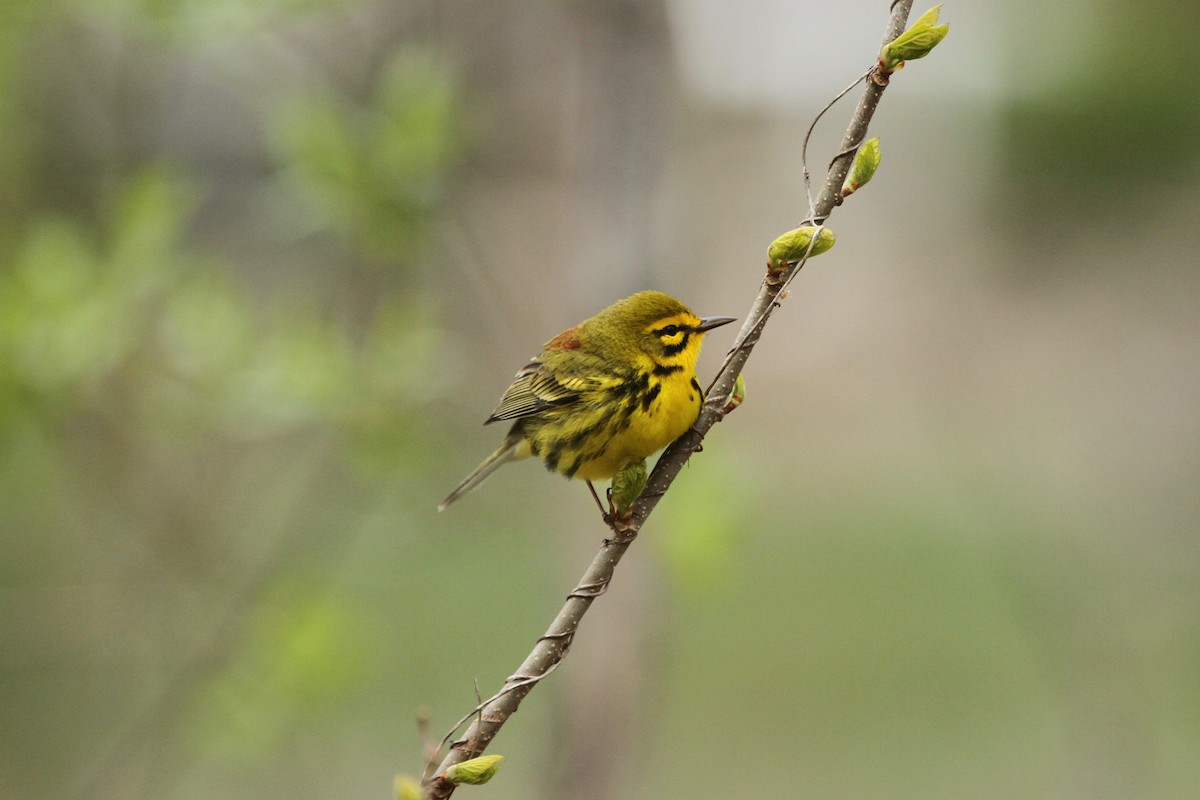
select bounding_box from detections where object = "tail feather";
[438,440,522,511]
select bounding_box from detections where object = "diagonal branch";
[424,2,915,796]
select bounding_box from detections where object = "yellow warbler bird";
[439,291,735,510]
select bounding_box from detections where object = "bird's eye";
[659,325,680,337]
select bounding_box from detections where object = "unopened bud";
[767,226,836,273]
[442,754,504,786]
[394,775,422,800]
[841,138,881,197]
[723,374,746,414]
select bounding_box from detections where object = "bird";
[439,291,736,511]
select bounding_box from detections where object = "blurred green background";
[2,1,1198,799]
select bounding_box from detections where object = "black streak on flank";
[640,382,662,412]
[563,454,581,478]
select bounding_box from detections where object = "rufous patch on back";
[544,326,582,350]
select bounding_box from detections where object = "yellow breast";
[569,367,703,480]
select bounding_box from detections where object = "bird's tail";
[438,439,524,511]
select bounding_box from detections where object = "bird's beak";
[695,315,737,333]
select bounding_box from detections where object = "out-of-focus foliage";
[271,49,463,259]
[653,443,761,599]
[0,138,443,460]
[191,573,370,759]
[0,1,465,797]
[1000,1,1200,220]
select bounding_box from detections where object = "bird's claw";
[600,486,634,531]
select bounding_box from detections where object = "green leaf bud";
[767,226,836,273]
[841,138,881,197]
[880,5,949,72]
[442,754,505,786]
[610,459,648,515]
[394,775,422,800]
[723,374,746,414]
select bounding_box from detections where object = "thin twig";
[423,3,916,796]
[801,71,869,215]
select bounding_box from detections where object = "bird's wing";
[485,355,613,424]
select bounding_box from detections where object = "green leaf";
[881,5,950,71]
[610,458,648,514]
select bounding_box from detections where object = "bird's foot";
[601,487,635,530]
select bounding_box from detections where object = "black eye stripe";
[662,332,690,356]
[654,323,690,337]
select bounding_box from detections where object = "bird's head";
[588,291,736,370]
